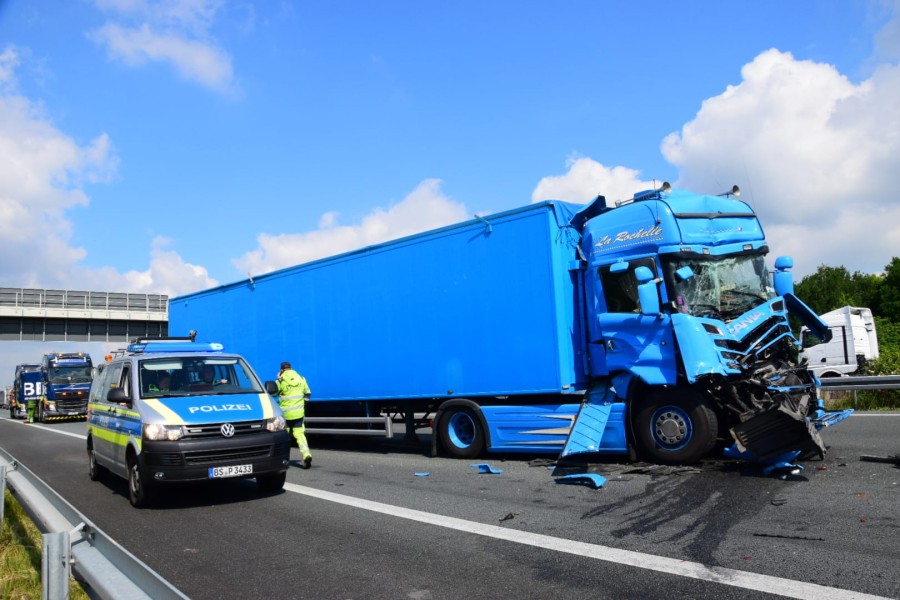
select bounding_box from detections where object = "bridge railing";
[0,288,168,313]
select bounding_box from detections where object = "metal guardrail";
[818,375,900,392]
[0,448,189,600]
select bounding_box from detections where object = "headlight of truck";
[266,415,286,432]
[143,423,185,441]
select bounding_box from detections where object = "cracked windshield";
[668,254,771,320]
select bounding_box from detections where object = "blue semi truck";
[168,184,850,465]
[34,351,93,421]
[11,363,42,420]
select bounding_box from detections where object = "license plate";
[209,464,253,478]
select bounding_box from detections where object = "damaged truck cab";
[564,184,851,464]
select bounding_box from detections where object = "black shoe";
[303,456,312,470]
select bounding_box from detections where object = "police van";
[86,337,290,507]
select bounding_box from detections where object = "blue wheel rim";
[649,405,693,451]
[447,412,476,449]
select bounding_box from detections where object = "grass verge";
[1,489,90,600]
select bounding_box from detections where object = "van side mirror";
[265,381,280,395]
[107,387,130,406]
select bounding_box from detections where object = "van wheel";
[128,456,155,508]
[88,443,108,481]
[437,406,485,459]
[634,390,718,465]
[257,471,287,492]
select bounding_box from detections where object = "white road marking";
[284,482,892,600]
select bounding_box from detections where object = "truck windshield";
[664,254,771,320]
[48,366,93,384]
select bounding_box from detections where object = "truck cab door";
[586,259,678,385]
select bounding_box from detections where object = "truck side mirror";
[773,255,794,296]
[675,266,694,281]
[635,266,661,315]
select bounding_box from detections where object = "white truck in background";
[801,306,879,377]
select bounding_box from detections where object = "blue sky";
[2,1,900,380]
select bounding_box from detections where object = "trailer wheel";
[634,390,717,465]
[437,406,485,459]
[128,454,155,508]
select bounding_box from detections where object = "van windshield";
[139,356,265,397]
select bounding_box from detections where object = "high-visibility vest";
[277,369,310,420]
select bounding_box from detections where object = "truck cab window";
[599,259,657,313]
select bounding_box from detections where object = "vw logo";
[220,423,235,438]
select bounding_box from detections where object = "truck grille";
[55,398,87,411]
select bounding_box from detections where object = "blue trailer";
[169,184,851,464]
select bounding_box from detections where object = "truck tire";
[128,455,155,508]
[256,471,287,492]
[87,441,108,481]
[437,406,485,459]
[634,390,718,465]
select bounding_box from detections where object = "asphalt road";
[1,413,898,600]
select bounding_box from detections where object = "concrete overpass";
[0,287,168,342]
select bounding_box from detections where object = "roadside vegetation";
[1,489,89,600]
[795,256,900,410]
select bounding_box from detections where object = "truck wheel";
[128,456,155,508]
[88,442,108,481]
[257,471,287,492]
[634,390,718,465]
[437,406,485,459]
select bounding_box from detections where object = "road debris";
[470,463,503,474]
[860,454,900,466]
[554,473,606,489]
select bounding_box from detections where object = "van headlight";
[266,415,286,432]
[144,423,185,441]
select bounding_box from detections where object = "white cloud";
[531,156,660,205]
[0,47,217,297]
[531,43,900,278]
[660,48,900,276]
[233,179,470,276]
[88,0,235,94]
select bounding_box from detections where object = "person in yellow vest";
[276,361,312,469]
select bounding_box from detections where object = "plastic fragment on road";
[723,444,806,477]
[470,463,503,474]
[414,472,430,477]
[555,473,607,489]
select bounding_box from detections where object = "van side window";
[121,366,132,399]
[98,363,124,403]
